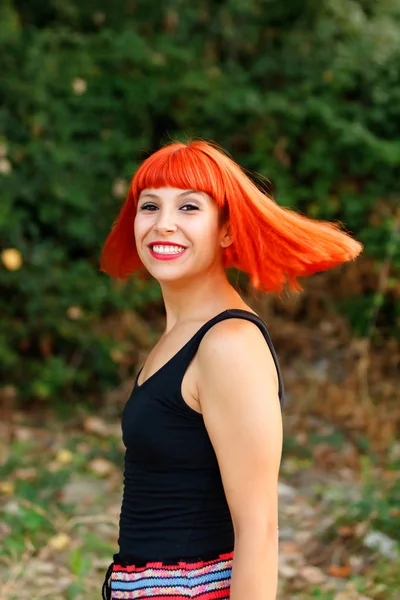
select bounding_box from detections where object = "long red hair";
[100,140,363,293]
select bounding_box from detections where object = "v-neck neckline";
[134,308,259,391]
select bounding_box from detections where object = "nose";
[153,208,178,234]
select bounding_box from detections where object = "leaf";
[0,481,14,495]
[56,449,74,465]
[69,546,92,577]
[88,458,115,477]
[327,564,352,578]
[1,248,22,270]
[83,416,110,436]
[48,532,71,551]
[299,565,326,584]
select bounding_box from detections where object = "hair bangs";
[131,143,227,210]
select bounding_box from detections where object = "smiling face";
[134,187,232,284]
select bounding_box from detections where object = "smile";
[149,244,187,261]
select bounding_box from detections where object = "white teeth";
[151,245,186,254]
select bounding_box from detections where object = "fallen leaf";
[0,481,14,495]
[278,563,298,579]
[338,525,355,537]
[299,565,326,584]
[88,458,114,476]
[83,415,109,436]
[327,564,352,578]
[279,541,301,554]
[14,426,36,442]
[55,449,74,464]
[0,522,12,540]
[48,532,71,551]
[354,521,369,537]
[14,467,37,481]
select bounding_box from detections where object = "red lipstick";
[148,241,187,248]
[147,241,188,261]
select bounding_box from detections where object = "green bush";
[1,0,399,402]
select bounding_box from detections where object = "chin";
[153,272,191,285]
[148,265,201,286]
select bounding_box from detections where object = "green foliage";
[1,0,399,402]
[69,546,92,578]
[2,500,56,557]
[310,590,335,599]
[356,456,400,540]
[315,454,400,542]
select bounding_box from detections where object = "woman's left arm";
[197,319,283,600]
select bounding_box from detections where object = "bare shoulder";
[195,317,283,539]
[196,317,279,396]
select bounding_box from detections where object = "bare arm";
[197,319,283,600]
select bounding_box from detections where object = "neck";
[159,268,245,333]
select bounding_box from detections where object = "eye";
[139,202,199,212]
[140,203,158,211]
[180,203,199,211]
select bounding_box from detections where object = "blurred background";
[0,0,399,598]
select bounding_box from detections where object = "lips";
[147,241,188,249]
[147,242,188,261]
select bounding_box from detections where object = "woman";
[100,140,362,599]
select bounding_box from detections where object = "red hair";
[100,140,363,293]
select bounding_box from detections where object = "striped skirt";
[102,551,233,599]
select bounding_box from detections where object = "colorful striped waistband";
[101,551,234,600]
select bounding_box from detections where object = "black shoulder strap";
[177,309,285,410]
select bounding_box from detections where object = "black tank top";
[117,309,285,563]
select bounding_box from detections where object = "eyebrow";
[139,189,206,201]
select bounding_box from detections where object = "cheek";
[134,213,146,236]
[191,213,220,240]
[201,221,222,249]
[133,217,145,252]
